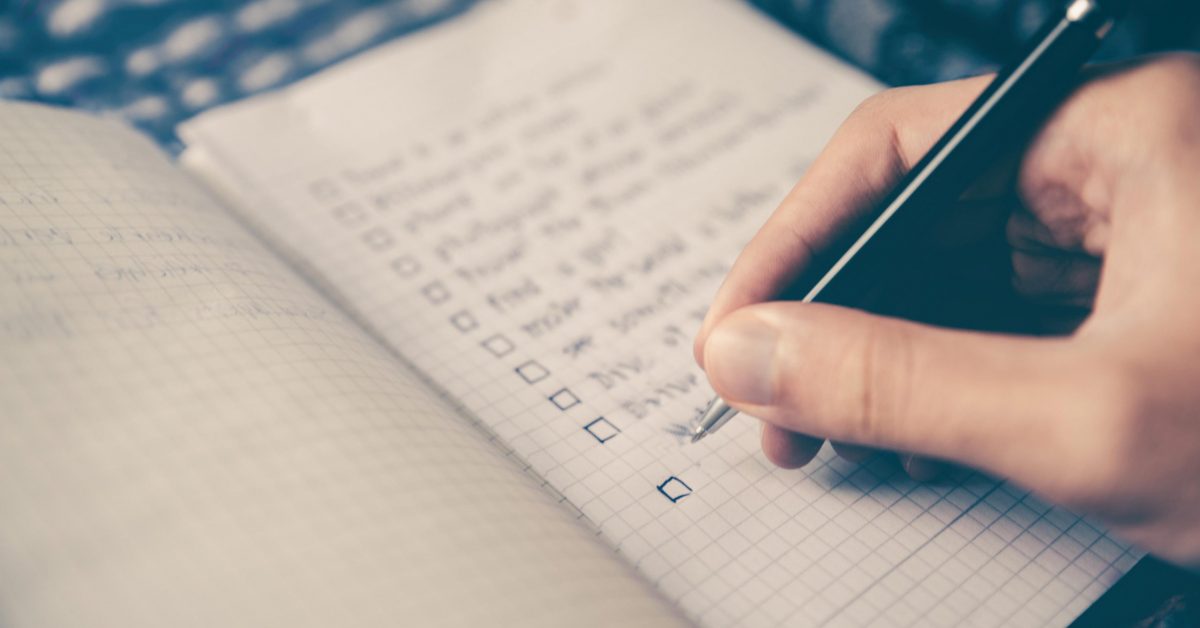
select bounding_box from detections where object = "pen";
[691,0,1130,443]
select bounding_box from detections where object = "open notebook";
[0,1,1139,626]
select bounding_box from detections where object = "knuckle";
[848,89,898,121]
[843,88,911,137]
[841,321,911,446]
[767,306,902,445]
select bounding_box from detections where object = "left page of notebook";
[0,102,687,628]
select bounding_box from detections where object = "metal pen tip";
[689,398,738,444]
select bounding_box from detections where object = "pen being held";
[691,0,1131,443]
[691,6,1200,569]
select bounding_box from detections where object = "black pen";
[691,0,1130,443]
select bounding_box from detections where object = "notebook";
[0,1,1140,626]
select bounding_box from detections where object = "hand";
[693,54,1200,567]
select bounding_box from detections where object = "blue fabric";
[2,0,1196,148]
[749,0,1200,86]
[0,0,474,147]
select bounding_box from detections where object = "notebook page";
[179,1,1140,625]
[0,102,686,628]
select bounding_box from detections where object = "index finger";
[693,75,994,367]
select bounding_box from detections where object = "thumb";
[702,302,1088,482]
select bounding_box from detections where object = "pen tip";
[690,428,707,444]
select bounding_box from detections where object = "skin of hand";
[692,54,1200,568]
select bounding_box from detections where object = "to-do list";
[180,1,1138,625]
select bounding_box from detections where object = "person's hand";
[692,54,1200,568]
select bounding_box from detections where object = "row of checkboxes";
[390,254,625,446]
[321,193,398,258]
[328,202,635,450]
[371,237,690,503]
[327,198,395,253]
[432,290,693,502]
[487,331,689,501]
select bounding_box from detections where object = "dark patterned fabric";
[2,0,1197,147]
[750,0,1200,85]
[0,0,473,146]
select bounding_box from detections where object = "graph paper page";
[0,101,685,628]
[180,1,1140,625]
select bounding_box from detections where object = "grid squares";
[0,102,694,628]
[172,23,1145,626]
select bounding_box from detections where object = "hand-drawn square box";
[330,202,367,227]
[421,281,451,305]
[514,360,550,384]
[657,476,692,503]
[308,178,341,202]
[549,388,581,411]
[450,310,479,332]
[391,256,421,277]
[583,417,620,443]
[362,227,395,251]
[481,334,515,357]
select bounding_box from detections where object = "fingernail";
[902,455,943,482]
[705,313,778,405]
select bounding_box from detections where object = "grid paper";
[179,1,1141,625]
[0,101,686,628]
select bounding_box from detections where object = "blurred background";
[0,0,1197,147]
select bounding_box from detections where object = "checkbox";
[583,417,620,443]
[391,256,421,277]
[362,227,395,251]
[549,388,580,411]
[657,476,693,503]
[421,281,451,305]
[514,360,550,384]
[481,334,514,357]
[330,201,367,227]
[450,310,479,332]
[308,178,341,202]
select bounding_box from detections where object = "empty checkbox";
[362,227,395,251]
[391,256,421,277]
[330,202,367,227]
[514,360,550,384]
[421,281,451,305]
[308,178,341,202]
[450,310,479,332]
[481,334,515,357]
[583,417,620,443]
[549,388,580,411]
[657,476,692,503]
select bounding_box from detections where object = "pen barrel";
[805,1,1116,308]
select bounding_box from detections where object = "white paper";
[0,101,684,628]
[180,1,1139,625]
